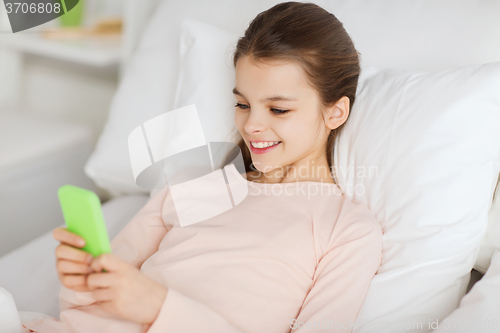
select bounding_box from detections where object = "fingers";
[90,256,104,273]
[55,244,93,264]
[59,273,90,292]
[53,228,95,292]
[53,227,86,248]
[56,258,93,275]
[88,273,116,292]
[56,258,92,292]
[91,253,127,273]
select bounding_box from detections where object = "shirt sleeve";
[58,185,171,313]
[289,204,384,333]
[144,288,247,333]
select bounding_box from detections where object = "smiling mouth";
[249,141,282,154]
[250,141,282,149]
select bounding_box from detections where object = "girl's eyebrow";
[233,87,297,102]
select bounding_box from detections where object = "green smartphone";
[58,185,111,260]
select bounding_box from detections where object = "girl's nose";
[243,109,267,135]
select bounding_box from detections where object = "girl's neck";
[246,158,335,185]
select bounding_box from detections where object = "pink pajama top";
[22,163,383,333]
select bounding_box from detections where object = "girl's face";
[233,55,347,179]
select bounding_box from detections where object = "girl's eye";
[235,102,249,110]
[271,108,289,115]
[235,103,289,115]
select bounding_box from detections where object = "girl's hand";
[87,253,168,326]
[53,227,94,293]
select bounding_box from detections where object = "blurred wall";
[18,54,119,148]
[0,0,122,148]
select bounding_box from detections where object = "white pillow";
[172,20,500,332]
[172,19,240,144]
[83,0,181,198]
[147,20,239,200]
[334,63,500,332]
[475,178,500,273]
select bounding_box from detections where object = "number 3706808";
[5,2,62,14]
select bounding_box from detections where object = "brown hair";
[231,1,361,174]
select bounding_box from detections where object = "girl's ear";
[325,96,350,130]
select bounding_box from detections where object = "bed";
[1,1,499,332]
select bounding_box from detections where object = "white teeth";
[251,141,280,148]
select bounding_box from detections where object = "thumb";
[90,253,125,273]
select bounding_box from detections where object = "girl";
[22,2,382,332]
